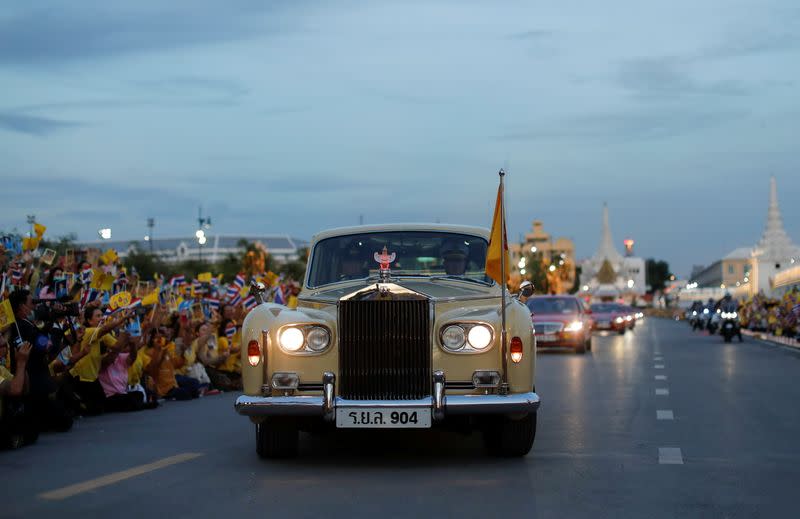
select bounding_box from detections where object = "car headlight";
[703,309,709,314]
[467,324,493,350]
[279,327,305,352]
[306,326,330,352]
[442,325,466,351]
[564,321,583,332]
[615,317,624,324]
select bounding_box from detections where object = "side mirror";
[518,280,534,298]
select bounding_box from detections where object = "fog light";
[271,372,299,390]
[472,370,501,388]
[247,339,261,367]
[510,336,523,363]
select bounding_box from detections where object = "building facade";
[78,235,309,264]
[509,220,576,293]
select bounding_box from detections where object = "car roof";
[310,223,491,244]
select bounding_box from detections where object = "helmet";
[441,239,468,260]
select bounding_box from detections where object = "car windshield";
[591,304,620,313]
[306,231,490,288]
[526,298,579,314]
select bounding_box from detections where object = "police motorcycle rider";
[698,298,716,333]
[688,300,703,330]
[719,293,743,343]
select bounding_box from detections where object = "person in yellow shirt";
[69,306,130,415]
[1,335,38,449]
[143,328,199,400]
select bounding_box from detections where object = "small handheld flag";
[225,322,237,339]
[243,295,257,311]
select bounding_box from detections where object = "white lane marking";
[656,388,670,396]
[39,452,204,500]
[654,364,665,369]
[657,410,674,420]
[655,375,667,380]
[654,356,664,361]
[659,447,684,465]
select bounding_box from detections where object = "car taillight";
[247,339,261,367]
[510,336,523,363]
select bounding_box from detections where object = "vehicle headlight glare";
[442,325,466,351]
[306,326,330,352]
[279,327,305,352]
[564,321,583,332]
[467,325,492,350]
[615,317,624,324]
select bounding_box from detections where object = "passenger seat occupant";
[441,240,469,276]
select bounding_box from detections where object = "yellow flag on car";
[485,176,510,286]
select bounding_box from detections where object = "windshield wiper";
[428,275,491,286]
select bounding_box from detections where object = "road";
[3,318,800,518]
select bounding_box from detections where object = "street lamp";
[146,217,155,253]
[26,214,36,237]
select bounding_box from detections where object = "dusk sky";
[1,0,798,277]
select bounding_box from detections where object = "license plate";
[336,407,431,429]
[537,334,557,342]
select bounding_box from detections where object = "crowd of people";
[738,288,800,339]
[0,234,300,450]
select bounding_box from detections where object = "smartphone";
[11,335,24,350]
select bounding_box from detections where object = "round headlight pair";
[441,324,493,352]
[278,325,330,353]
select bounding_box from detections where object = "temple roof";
[753,177,800,262]
[592,204,624,265]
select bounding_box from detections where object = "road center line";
[659,447,684,465]
[654,364,665,369]
[656,410,674,420]
[656,388,670,396]
[655,375,667,380]
[39,452,204,500]
[654,356,664,361]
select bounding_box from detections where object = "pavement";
[3,318,800,518]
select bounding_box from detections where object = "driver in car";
[441,240,468,276]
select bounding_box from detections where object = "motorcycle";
[720,310,742,343]
[707,309,721,335]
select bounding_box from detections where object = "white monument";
[579,204,646,302]
[751,177,800,295]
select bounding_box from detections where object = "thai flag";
[225,284,239,300]
[225,322,237,339]
[203,297,220,310]
[80,288,100,308]
[171,275,185,288]
[210,277,220,286]
[243,295,257,311]
[273,285,286,305]
[229,293,242,306]
[158,288,170,305]
[81,266,93,285]
[192,280,203,292]
[126,298,142,310]
[11,269,23,284]
[233,274,245,289]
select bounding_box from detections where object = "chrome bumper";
[234,372,540,420]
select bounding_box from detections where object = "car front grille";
[339,299,431,400]
[536,322,564,334]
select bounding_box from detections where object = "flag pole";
[498,169,509,394]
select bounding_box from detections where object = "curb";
[742,329,800,350]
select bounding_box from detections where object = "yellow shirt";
[70,328,117,382]
[0,365,12,386]
[218,336,241,373]
[143,344,179,397]
[127,348,147,386]
[177,341,198,376]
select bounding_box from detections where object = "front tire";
[484,412,537,457]
[256,418,299,459]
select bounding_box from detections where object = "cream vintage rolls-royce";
[235,224,539,458]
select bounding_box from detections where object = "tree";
[646,259,671,293]
[123,243,170,281]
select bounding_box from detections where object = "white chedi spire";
[753,176,800,262]
[593,203,624,265]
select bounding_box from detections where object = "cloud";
[494,108,745,142]
[130,76,250,100]
[618,57,751,99]
[0,2,287,66]
[0,111,83,136]
[507,30,550,41]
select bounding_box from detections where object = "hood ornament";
[374,246,396,283]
